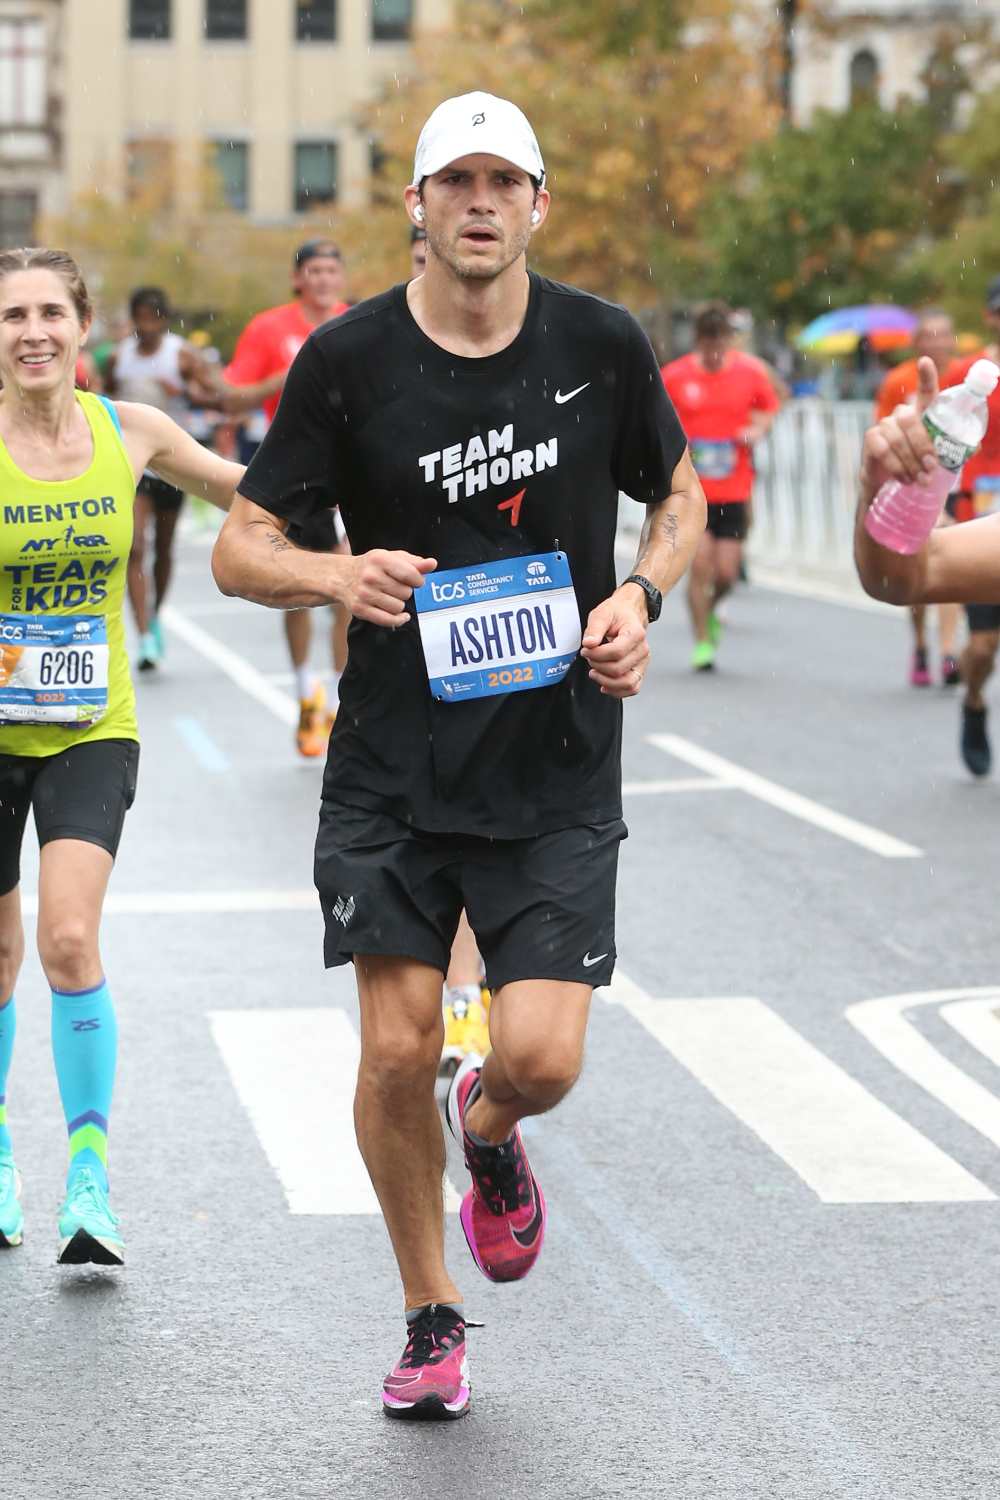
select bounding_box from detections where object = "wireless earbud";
[531,209,540,224]
[413,204,424,223]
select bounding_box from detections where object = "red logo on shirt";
[497,489,526,526]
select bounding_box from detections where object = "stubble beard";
[427,218,533,282]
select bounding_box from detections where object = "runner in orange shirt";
[221,240,351,756]
[662,302,780,670]
[874,309,962,687]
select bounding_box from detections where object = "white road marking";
[621,777,735,795]
[648,733,922,859]
[848,987,1000,1151]
[940,995,1000,1069]
[160,604,298,727]
[20,889,319,916]
[173,716,230,772]
[606,972,992,1202]
[210,1008,462,1214]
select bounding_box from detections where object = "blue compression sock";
[0,994,15,1154]
[51,979,117,1192]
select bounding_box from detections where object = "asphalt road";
[6,529,1000,1500]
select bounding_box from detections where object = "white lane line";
[621,777,735,795]
[606,972,992,1202]
[848,987,1000,1150]
[173,716,230,772]
[941,996,1000,1069]
[160,603,298,727]
[648,732,923,859]
[210,1008,462,1214]
[20,889,319,916]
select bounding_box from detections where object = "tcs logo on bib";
[429,580,466,603]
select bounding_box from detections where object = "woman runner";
[0,249,243,1264]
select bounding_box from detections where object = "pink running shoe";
[382,1303,470,1420]
[446,1053,546,1283]
[910,648,931,687]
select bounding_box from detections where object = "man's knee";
[0,920,24,999]
[968,629,1000,664]
[360,1016,443,1094]
[499,1039,582,1107]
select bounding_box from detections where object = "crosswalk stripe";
[848,988,1000,1152]
[607,972,993,1203]
[210,1008,462,1215]
[647,733,923,859]
[941,995,1000,1069]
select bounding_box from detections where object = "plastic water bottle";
[864,358,999,554]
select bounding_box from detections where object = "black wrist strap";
[623,573,662,623]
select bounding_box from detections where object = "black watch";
[623,573,662,623]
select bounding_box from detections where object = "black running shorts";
[137,473,184,513]
[315,802,626,991]
[705,501,748,540]
[0,738,139,897]
[966,604,1000,633]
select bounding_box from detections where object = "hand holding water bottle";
[862,356,999,554]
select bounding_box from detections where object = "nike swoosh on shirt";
[553,383,590,404]
[582,951,608,968]
[510,1177,544,1249]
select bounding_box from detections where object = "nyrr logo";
[430,580,466,603]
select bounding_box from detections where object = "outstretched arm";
[855,356,1000,605]
[212,494,438,624]
[115,401,243,509]
[581,449,707,697]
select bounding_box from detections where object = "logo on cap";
[472,112,485,125]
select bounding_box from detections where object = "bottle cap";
[966,358,1000,398]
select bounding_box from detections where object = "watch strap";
[623,573,662,622]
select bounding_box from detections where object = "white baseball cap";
[412,92,545,188]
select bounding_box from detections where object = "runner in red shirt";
[222,240,351,756]
[940,277,1000,775]
[661,302,780,670]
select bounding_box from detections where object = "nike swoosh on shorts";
[582,951,608,967]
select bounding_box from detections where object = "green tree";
[705,100,960,325]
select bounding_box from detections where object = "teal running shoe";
[0,1150,23,1247]
[57,1169,124,1266]
[149,614,164,657]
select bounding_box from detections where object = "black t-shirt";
[239,273,686,838]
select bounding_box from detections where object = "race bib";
[414,552,582,703]
[0,614,109,727]
[690,440,737,481]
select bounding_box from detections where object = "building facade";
[791,0,1000,124]
[0,0,446,245]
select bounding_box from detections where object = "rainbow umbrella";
[795,305,918,355]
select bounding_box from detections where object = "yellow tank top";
[0,392,138,757]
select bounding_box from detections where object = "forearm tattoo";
[265,528,291,556]
[660,512,680,550]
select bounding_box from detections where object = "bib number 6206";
[39,648,95,687]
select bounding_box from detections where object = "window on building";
[0,190,37,249]
[209,140,248,210]
[130,0,171,39]
[372,0,412,42]
[205,0,246,40]
[297,0,335,40]
[0,19,47,127]
[849,49,879,104]
[127,139,174,208]
[294,141,337,211]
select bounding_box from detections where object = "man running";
[937,280,1000,773]
[661,302,780,670]
[222,241,351,755]
[874,309,962,687]
[213,91,705,1419]
[104,287,217,670]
